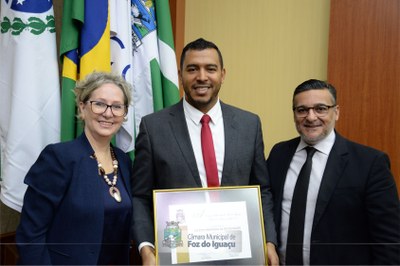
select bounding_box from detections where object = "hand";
[140,246,156,266]
[266,242,279,266]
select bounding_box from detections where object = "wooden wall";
[169,0,185,96]
[328,0,400,192]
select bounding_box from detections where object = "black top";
[97,171,132,265]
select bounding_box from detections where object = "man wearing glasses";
[266,79,400,265]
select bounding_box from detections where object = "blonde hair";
[74,71,132,120]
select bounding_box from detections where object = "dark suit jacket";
[16,133,133,265]
[131,101,277,249]
[267,132,400,265]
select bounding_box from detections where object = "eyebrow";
[185,63,219,68]
[296,103,331,107]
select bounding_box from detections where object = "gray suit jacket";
[267,133,400,265]
[131,100,277,248]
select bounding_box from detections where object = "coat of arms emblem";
[162,221,183,248]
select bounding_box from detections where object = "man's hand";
[140,246,156,266]
[266,242,279,266]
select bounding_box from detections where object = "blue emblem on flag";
[6,0,53,13]
[131,0,157,49]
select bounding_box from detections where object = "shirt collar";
[297,130,336,155]
[183,97,222,125]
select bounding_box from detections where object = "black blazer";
[16,133,133,265]
[267,133,400,265]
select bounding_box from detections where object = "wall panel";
[328,0,400,192]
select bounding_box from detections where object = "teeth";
[196,87,209,92]
[100,121,113,126]
[195,85,209,88]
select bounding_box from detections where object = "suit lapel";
[312,134,349,228]
[272,139,299,228]
[219,103,239,184]
[276,140,299,202]
[168,101,202,187]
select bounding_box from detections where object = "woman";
[16,72,133,265]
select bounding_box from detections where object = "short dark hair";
[293,79,337,106]
[180,38,224,70]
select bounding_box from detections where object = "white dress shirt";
[183,97,225,187]
[279,130,335,265]
[138,98,226,253]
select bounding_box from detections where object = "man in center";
[131,38,278,265]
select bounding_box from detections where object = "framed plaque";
[153,186,267,265]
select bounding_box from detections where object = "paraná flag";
[0,0,60,211]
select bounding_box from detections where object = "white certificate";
[154,186,267,265]
[167,201,251,264]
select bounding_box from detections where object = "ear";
[79,102,86,119]
[335,105,340,121]
[178,69,183,86]
[221,68,226,83]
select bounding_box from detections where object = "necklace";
[93,147,122,203]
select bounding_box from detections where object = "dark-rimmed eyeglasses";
[88,101,127,117]
[293,104,336,118]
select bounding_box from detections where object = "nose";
[305,108,318,120]
[103,106,114,117]
[197,68,208,81]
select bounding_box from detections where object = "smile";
[99,121,114,127]
[193,85,210,94]
[304,124,321,128]
[194,85,210,89]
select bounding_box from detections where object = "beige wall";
[184,0,330,155]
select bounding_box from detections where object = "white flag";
[110,0,135,152]
[0,0,60,212]
[111,0,180,153]
[130,0,180,134]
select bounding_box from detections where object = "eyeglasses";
[293,104,336,118]
[88,101,127,117]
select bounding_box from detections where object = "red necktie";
[200,115,219,187]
